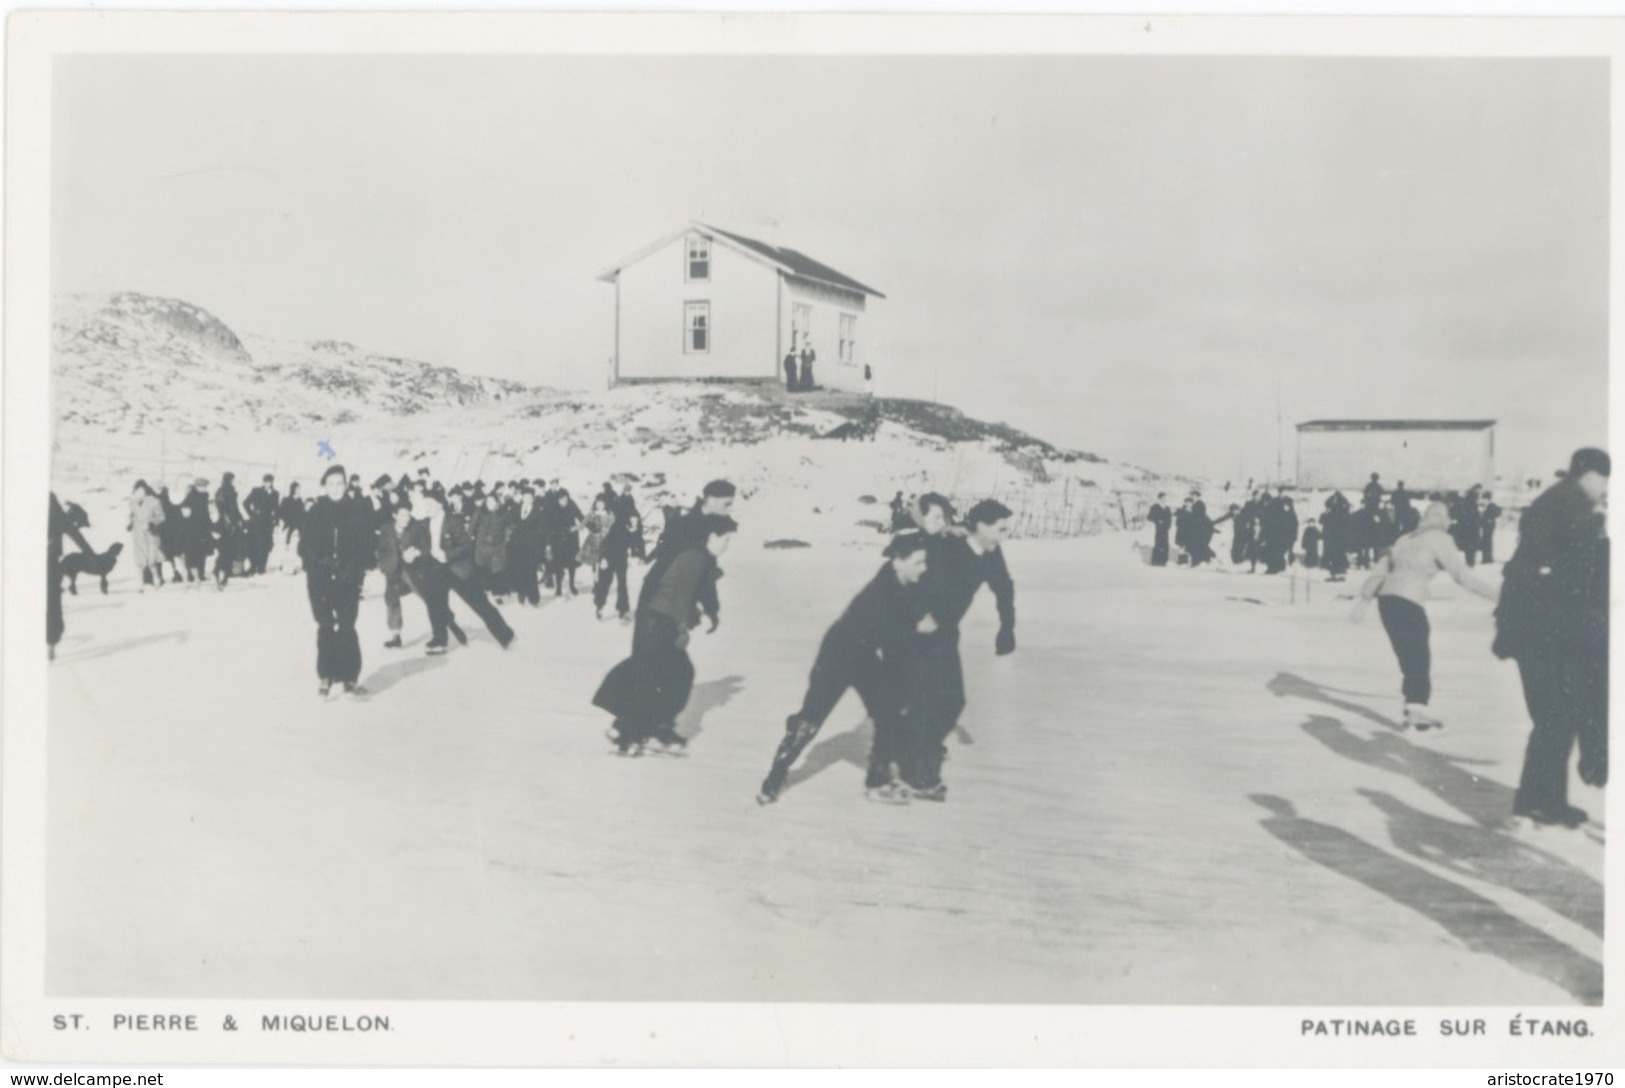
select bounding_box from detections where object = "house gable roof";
[596,222,885,299]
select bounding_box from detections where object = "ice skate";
[1403,703,1443,731]
[909,783,948,803]
[1512,802,1588,829]
[318,680,333,698]
[648,725,688,756]
[342,682,368,699]
[864,782,911,805]
[383,634,403,649]
[425,642,448,656]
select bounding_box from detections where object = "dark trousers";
[597,612,694,744]
[306,571,363,683]
[1151,529,1170,567]
[1514,649,1608,812]
[47,557,65,649]
[383,573,409,633]
[904,632,967,789]
[1480,532,1496,565]
[449,570,514,645]
[406,561,454,646]
[511,547,541,605]
[593,559,630,615]
[1377,595,1431,705]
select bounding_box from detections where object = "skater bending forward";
[757,531,932,805]
[594,514,737,755]
[1352,500,1499,730]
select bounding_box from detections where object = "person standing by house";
[757,531,933,805]
[594,514,738,755]
[783,347,799,391]
[905,498,1017,801]
[1494,448,1609,828]
[1147,493,1172,567]
[298,464,377,697]
[798,339,817,391]
[48,492,95,661]
[1352,501,1500,731]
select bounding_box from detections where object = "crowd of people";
[46,446,1605,828]
[1147,474,1504,579]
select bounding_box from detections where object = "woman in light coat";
[128,480,167,588]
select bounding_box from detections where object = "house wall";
[1295,428,1494,491]
[781,277,871,393]
[616,234,780,382]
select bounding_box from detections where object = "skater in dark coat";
[278,483,305,548]
[593,506,636,621]
[508,491,547,606]
[905,498,1016,800]
[757,532,933,804]
[1187,496,1216,567]
[1172,499,1191,564]
[544,489,583,595]
[1321,492,1351,579]
[1147,494,1172,567]
[1301,522,1322,568]
[1479,494,1502,564]
[216,472,243,527]
[1453,488,1483,567]
[242,474,279,575]
[298,465,377,696]
[643,479,735,629]
[156,485,189,583]
[798,340,817,391]
[473,492,516,599]
[180,479,213,583]
[440,492,516,648]
[617,485,646,561]
[594,514,737,754]
[783,349,799,391]
[48,492,94,660]
[1494,449,1610,828]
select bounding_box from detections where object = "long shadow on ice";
[1250,794,1602,1005]
[1300,715,1511,830]
[1268,672,1402,731]
[359,654,450,697]
[676,674,746,741]
[1357,788,1603,937]
[784,719,873,793]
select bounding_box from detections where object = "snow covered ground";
[44,526,1603,1005]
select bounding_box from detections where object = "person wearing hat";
[180,478,213,583]
[298,464,377,696]
[798,338,816,392]
[643,480,737,630]
[1493,447,1610,827]
[757,531,933,805]
[1352,501,1500,731]
[242,473,280,576]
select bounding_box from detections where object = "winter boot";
[1403,703,1443,731]
[384,634,403,649]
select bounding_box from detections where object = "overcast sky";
[54,55,1608,480]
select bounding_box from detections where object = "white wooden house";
[596,222,885,393]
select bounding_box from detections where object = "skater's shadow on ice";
[359,654,449,697]
[1300,715,1510,830]
[58,630,187,664]
[1249,794,1602,1005]
[785,719,873,792]
[1268,672,1401,731]
[1357,788,1603,937]
[676,674,745,741]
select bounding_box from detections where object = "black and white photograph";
[2,10,1619,1070]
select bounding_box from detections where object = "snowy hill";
[53,292,543,437]
[51,292,1181,547]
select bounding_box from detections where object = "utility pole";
[1275,373,1284,486]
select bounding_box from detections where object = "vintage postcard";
[2,10,1619,1071]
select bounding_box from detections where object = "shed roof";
[1296,419,1497,433]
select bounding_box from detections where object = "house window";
[791,303,811,349]
[839,314,856,363]
[686,236,710,282]
[685,302,710,354]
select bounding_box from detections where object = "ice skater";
[1352,501,1499,730]
[1494,448,1609,828]
[645,479,736,632]
[48,492,95,661]
[594,514,738,755]
[299,464,377,697]
[904,497,1017,800]
[757,531,932,805]
[1147,493,1172,567]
